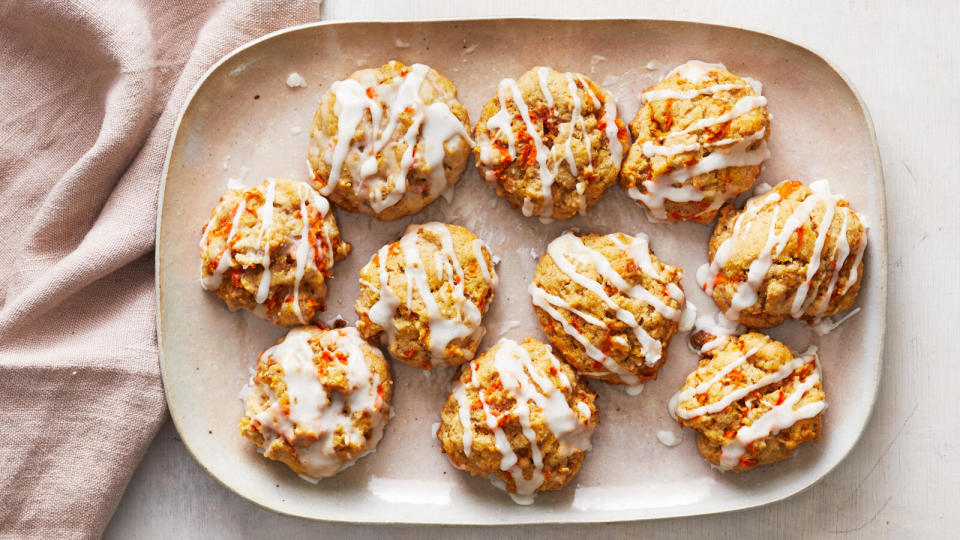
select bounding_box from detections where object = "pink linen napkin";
[0,2,317,537]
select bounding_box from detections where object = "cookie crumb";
[286,72,307,88]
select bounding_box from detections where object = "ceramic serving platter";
[156,18,886,524]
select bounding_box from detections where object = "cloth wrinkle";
[0,1,318,538]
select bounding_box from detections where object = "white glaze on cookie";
[529,232,684,387]
[365,223,497,367]
[243,327,388,479]
[450,339,594,501]
[671,339,824,470]
[626,60,770,221]
[476,67,622,218]
[697,179,868,325]
[318,63,473,214]
[200,179,335,323]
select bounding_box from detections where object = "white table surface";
[106,1,959,538]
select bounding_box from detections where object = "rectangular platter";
[157,18,886,524]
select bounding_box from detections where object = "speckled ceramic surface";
[156,18,886,524]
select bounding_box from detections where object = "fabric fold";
[0,1,318,537]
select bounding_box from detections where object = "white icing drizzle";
[743,76,763,94]
[608,234,685,314]
[201,180,336,321]
[472,238,500,288]
[679,301,697,332]
[642,140,701,157]
[252,179,277,304]
[672,338,824,469]
[298,474,320,484]
[811,306,861,336]
[627,128,769,221]
[477,68,622,218]
[676,344,818,418]
[689,313,742,355]
[368,223,496,367]
[367,245,402,344]
[813,212,849,320]
[663,60,727,83]
[839,219,868,296]
[657,430,682,447]
[673,343,764,419]
[791,196,835,317]
[628,61,769,220]
[642,83,748,103]
[529,283,631,381]
[289,182,333,324]
[529,232,683,385]
[245,327,387,479]
[699,334,730,353]
[536,67,553,107]
[678,95,768,135]
[701,179,868,325]
[502,78,557,217]
[484,88,516,161]
[401,224,481,363]
[451,339,594,500]
[290,187,312,324]
[321,63,472,213]
[577,74,601,108]
[199,189,247,290]
[421,102,474,196]
[717,349,823,469]
[452,381,474,456]
[561,73,581,177]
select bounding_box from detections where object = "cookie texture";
[308,61,472,220]
[698,179,868,329]
[620,60,771,223]
[437,338,598,502]
[239,326,392,479]
[530,231,686,387]
[355,222,498,369]
[474,66,629,220]
[673,331,825,472]
[199,178,350,326]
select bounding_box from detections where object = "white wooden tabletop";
[106,1,959,537]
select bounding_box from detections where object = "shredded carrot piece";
[777,180,803,197]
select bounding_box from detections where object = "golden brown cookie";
[199,178,350,326]
[308,61,472,220]
[436,338,598,503]
[672,331,825,472]
[620,60,771,223]
[473,66,629,221]
[530,231,686,389]
[355,222,498,369]
[239,326,392,479]
[697,179,868,329]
